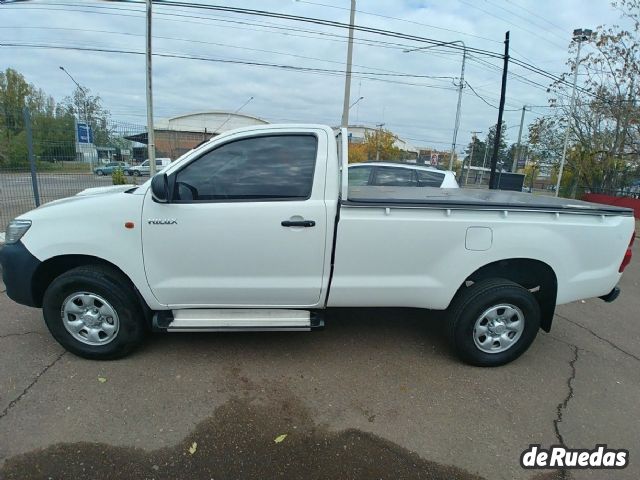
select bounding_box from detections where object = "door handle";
[281,220,316,227]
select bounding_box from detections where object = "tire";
[133,170,141,177]
[446,278,540,367]
[96,170,104,176]
[43,265,146,360]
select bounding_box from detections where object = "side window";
[374,166,417,186]
[417,170,445,187]
[174,135,318,201]
[348,166,373,186]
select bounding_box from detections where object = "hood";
[76,185,135,196]
[16,185,136,216]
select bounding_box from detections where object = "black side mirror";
[151,173,169,203]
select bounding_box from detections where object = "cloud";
[0,0,623,150]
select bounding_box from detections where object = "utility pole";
[340,0,356,128]
[489,31,509,190]
[479,139,490,184]
[146,0,157,176]
[450,46,466,171]
[466,131,481,185]
[402,40,465,171]
[512,105,527,172]
[555,28,592,197]
[375,122,385,161]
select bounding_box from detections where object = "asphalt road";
[0,242,639,479]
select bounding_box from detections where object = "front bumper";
[0,240,41,307]
[599,286,621,303]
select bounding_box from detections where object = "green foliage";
[537,0,640,195]
[0,67,112,169]
[463,136,487,167]
[61,87,112,146]
[112,167,126,185]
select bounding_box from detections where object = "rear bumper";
[599,286,621,303]
[0,241,41,307]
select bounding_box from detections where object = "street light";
[403,40,466,171]
[349,96,364,110]
[555,28,593,197]
[59,66,89,124]
[59,66,92,165]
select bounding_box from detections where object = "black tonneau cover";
[346,186,634,216]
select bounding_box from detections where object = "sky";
[0,0,629,154]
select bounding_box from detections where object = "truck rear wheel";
[447,278,540,367]
[43,265,146,360]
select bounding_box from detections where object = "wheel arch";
[31,254,152,321]
[461,258,558,332]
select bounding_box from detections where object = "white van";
[125,158,171,176]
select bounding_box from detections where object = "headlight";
[5,219,32,244]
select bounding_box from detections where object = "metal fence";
[0,108,212,229]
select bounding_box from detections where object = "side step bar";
[152,309,324,332]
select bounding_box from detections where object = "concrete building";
[126,111,269,160]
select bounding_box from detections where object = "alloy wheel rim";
[61,292,120,345]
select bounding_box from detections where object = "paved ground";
[0,243,638,479]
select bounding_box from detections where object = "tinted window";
[174,135,317,201]
[374,166,417,186]
[417,170,445,187]
[348,166,373,186]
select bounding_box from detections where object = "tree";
[540,0,640,196]
[0,68,76,166]
[348,142,368,163]
[61,86,112,146]
[348,128,402,162]
[463,136,486,167]
[486,121,509,167]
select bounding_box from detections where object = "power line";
[3,0,621,105]
[0,42,461,89]
[135,0,506,59]
[480,0,568,43]
[505,0,567,34]
[0,25,458,81]
[294,0,503,44]
[1,3,473,62]
[457,0,567,50]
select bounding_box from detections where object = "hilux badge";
[147,219,177,225]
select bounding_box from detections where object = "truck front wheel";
[447,278,540,367]
[42,266,146,359]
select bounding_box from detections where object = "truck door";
[142,130,329,307]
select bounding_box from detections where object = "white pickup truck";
[1,125,635,366]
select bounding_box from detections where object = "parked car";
[94,162,130,176]
[1,125,635,366]
[125,158,171,176]
[349,162,459,188]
